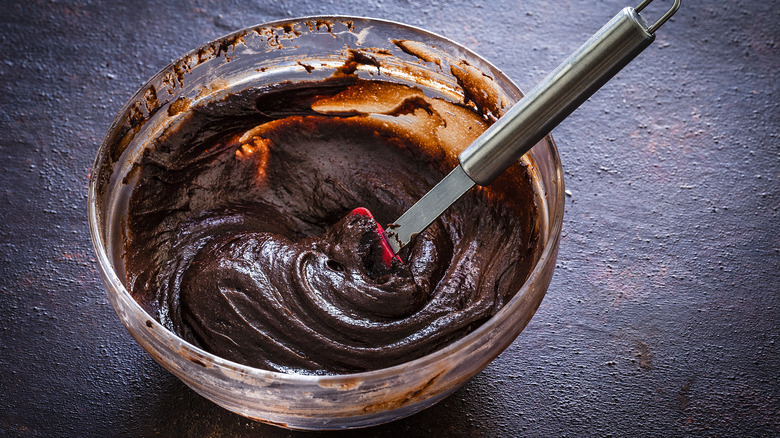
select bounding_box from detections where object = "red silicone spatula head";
[349,207,402,267]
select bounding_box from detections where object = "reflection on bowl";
[88,16,564,430]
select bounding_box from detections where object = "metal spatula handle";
[385,0,680,253]
[460,1,679,186]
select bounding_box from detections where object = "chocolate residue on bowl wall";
[123,76,540,374]
[335,49,382,76]
[119,30,541,374]
[393,39,508,119]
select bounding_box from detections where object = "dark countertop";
[1,1,777,436]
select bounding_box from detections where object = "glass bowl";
[88,16,564,430]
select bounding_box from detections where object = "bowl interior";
[88,16,564,430]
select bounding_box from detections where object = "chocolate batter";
[124,78,540,374]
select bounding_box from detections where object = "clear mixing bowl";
[88,16,564,430]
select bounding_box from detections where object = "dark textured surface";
[1,0,777,436]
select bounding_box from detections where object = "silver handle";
[459,1,680,186]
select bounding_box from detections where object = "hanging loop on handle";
[636,0,681,34]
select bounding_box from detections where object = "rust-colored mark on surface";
[636,341,653,370]
[678,377,694,411]
[62,252,88,262]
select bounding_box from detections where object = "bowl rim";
[87,14,565,386]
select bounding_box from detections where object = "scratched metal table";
[1,1,778,436]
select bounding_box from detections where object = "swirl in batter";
[124,79,539,374]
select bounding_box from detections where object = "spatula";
[358,0,680,262]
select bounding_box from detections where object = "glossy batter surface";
[124,79,539,374]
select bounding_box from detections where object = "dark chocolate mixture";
[124,78,540,374]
